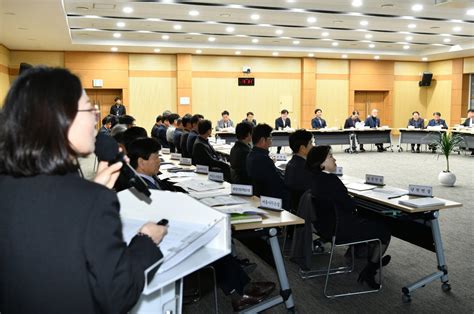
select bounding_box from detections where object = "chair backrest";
[289,188,306,214]
[311,194,339,240]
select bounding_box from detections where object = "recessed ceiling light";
[403,45,410,49]
[452,26,462,32]
[226,26,235,32]
[113,32,121,38]
[235,51,241,55]
[352,0,363,7]
[360,20,368,26]
[137,30,151,33]
[291,8,305,13]
[443,38,451,43]
[228,4,243,9]
[293,40,300,45]
[332,42,339,46]
[348,12,362,16]
[286,0,296,3]
[365,34,373,39]
[275,29,283,35]
[381,4,394,8]
[122,7,133,13]
[111,47,118,52]
[208,37,216,42]
[116,22,125,27]
[272,52,279,56]
[466,8,474,16]
[162,35,170,40]
[307,16,317,23]
[405,36,413,41]
[321,31,329,37]
[342,54,348,58]
[408,24,416,29]
[189,10,199,16]
[195,49,202,54]
[146,18,160,22]
[422,57,428,61]
[154,48,161,53]
[252,38,259,43]
[84,15,100,18]
[250,14,260,20]
[308,53,314,57]
[369,43,375,48]
[173,24,182,30]
[374,55,380,60]
[411,4,423,12]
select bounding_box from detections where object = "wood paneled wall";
[0,45,10,105]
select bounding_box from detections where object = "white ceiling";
[0,0,473,61]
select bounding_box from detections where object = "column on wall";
[451,58,464,125]
[300,58,316,128]
[176,54,192,115]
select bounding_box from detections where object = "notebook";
[398,198,446,208]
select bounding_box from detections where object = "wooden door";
[354,91,368,120]
[354,91,388,125]
[85,89,123,128]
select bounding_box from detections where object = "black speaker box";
[419,72,433,87]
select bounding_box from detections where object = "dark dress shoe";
[411,148,415,153]
[243,282,275,297]
[232,294,265,312]
[238,258,257,274]
[357,262,380,289]
[416,148,421,153]
[360,148,366,152]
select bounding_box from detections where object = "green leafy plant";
[433,132,464,172]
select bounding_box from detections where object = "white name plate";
[195,164,209,174]
[275,154,287,161]
[170,153,182,160]
[365,174,384,186]
[208,171,224,182]
[161,148,170,154]
[333,166,343,176]
[260,196,283,211]
[179,157,192,166]
[216,139,226,145]
[408,184,433,197]
[231,184,253,196]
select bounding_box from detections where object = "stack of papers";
[159,172,197,180]
[398,198,446,208]
[175,179,225,192]
[214,206,267,224]
[200,195,248,207]
[189,189,230,200]
[346,182,378,191]
[363,187,408,199]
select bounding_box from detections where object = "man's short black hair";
[467,109,474,113]
[412,111,420,115]
[168,113,180,124]
[252,123,273,145]
[198,119,212,135]
[161,115,170,123]
[433,112,441,116]
[191,114,204,126]
[176,118,183,126]
[156,115,163,123]
[182,114,192,127]
[122,126,148,150]
[289,129,313,154]
[352,111,359,115]
[281,109,289,115]
[118,114,135,126]
[127,138,161,170]
[102,115,116,126]
[221,110,229,116]
[314,108,322,114]
[114,96,121,102]
[236,122,253,140]
[247,112,254,116]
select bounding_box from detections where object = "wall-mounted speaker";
[419,72,433,87]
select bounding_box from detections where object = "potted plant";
[433,132,463,186]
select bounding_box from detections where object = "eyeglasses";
[77,105,100,121]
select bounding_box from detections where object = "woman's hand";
[139,222,168,245]
[94,161,122,189]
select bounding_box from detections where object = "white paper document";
[200,195,248,207]
[189,189,231,200]
[363,187,408,199]
[346,182,378,191]
[175,179,226,192]
[214,205,267,215]
[158,172,197,180]
[398,198,446,208]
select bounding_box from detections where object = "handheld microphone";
[94,133,151,197]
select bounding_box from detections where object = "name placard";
[260,196,283,211]
[179,157,192,166]
[365,174,384,186]
[275,154,287,161]
[170,153,182,160]
[408,184,433,197]
[208,171,224,182]
[161,148,171,154]
[195,164,209,174]
[216,139,226,145]
[231,184,253,196]
[333,166,343,176]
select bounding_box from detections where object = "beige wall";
[0,45,10,105]
[192,56,301,127]
[464,57,474,74]
[426,60,453,124]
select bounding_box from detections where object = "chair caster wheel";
[402,293,412,303]
[442,282,451,292]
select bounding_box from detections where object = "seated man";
[364,109,384,152]
[192,119,231,181]
[99,115,116,135]
[407,111,425,153]
[344,110,364,152]
[242,111,257,126]
[172,117,184,154]
[157,114,170,148]
[229,122,253,184]
[127,137,166,190]
[216,110,234,131]
[179,114,193,156]
[427,112,448,153]
[150,115,162,140]
[118,114,136,129]
[275,109,291,154]
[462,109,474,128]
[311,108,327,129]
[186,114,204,157]
[166,113,180,153]
[247,123,288,207]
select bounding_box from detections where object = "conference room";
[0,0,473,313]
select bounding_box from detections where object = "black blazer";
[110,104,126,116]
[344,117,360,129]
[192,136,231,181]
[311,117,327,129]
[229,141,252,184]
[241,119,257,126]
[275,117,291,130]
[364,116,380,128]
[180,131,190,158]
[0,173,162,314]
[408,118,424,128]
[186,130,199,157]
[284,155,312,193]
[462,118,473,127]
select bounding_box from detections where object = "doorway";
[86,89,123,128]
[354,91,390,125]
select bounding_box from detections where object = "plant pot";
[438,171,456,187]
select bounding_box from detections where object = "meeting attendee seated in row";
[165,113,180,152]
[173,117,185,154]
[110,96,126,116]
[242,111,257,126]
[344,111,365,152]
[284,129,314,211]
[364,109,385,152]
[192,119,231,181]
[407,111,425,153]
[157,115,171,148]
[99,115,118,135]
[184,114,204,157]
[275,109,291,154]
[118,114,136,129]
[462,109,474,127]
[177,114,192,155]
[307,145,392,289]
[311,108,327,129]
[247,124,288,207]
[427,112,448,129]
[151,115,162,139]
[216,110,234,131]
[230,122,253,184]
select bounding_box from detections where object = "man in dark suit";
[275,109,291,154]
[230,122,253,184]
[344,111,364,152]
[110,96,126,116]
[311,108,327,129]
[247,123,288,208]
[364,109,384,152]
[186,114,204,157]
[462,109,474,127]
[427,112,448,129]
[151,115,163,140]
[157,115,170,148]
[242,111,257,126]
[192,119,231,181]
[180,114,194,157]
[407,111,425,153]
[99,115,116,135]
